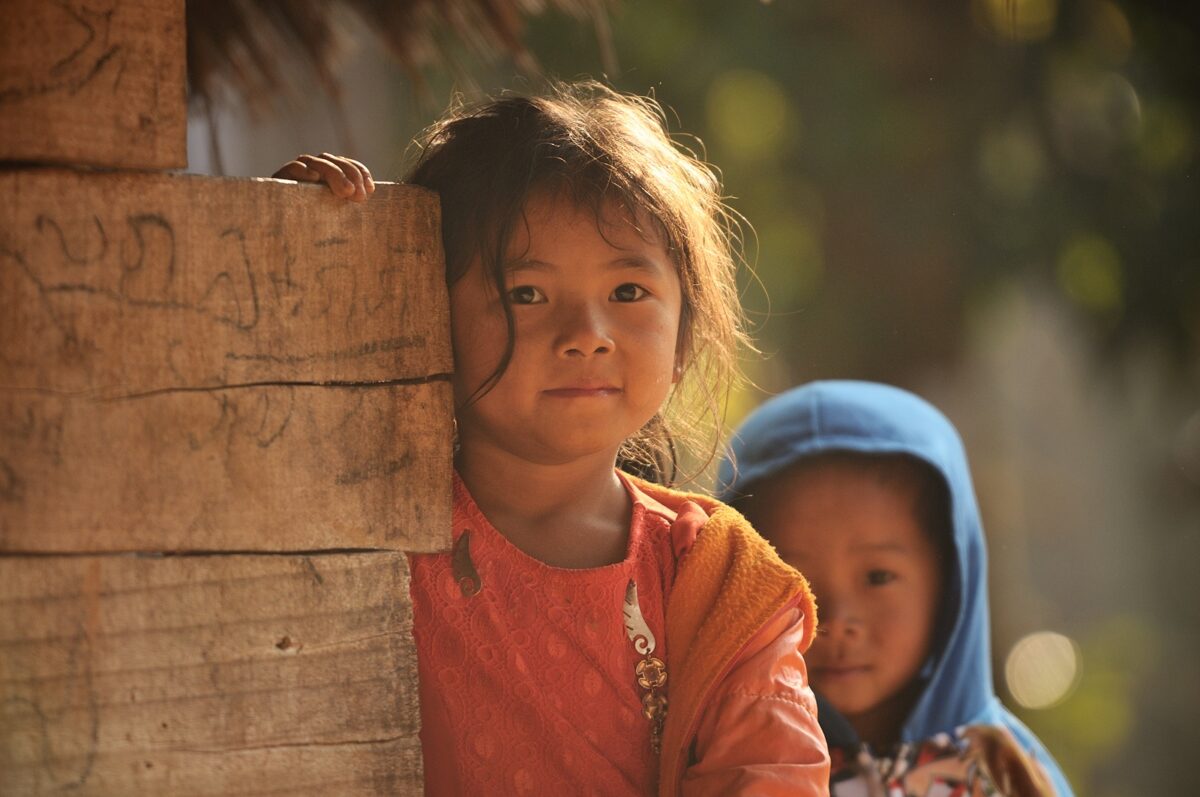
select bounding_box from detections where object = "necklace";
[623,578,668,754]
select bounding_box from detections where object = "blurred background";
[187,1,1198,793]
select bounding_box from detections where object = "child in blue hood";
[718,380,1073,796]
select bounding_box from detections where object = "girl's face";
[450,192,683,468]
[741,462,944,748]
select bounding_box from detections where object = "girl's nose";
[556,303,613,357]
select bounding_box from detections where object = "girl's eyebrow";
[609,254,670,274]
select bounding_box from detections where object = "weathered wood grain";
[0,171,453,395]
[0,0,187,170]
[0,380,452,553]
[0,552,423,795]
[0,170,455,553]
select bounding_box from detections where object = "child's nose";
[814,596,861,640]
[555,302,613,357]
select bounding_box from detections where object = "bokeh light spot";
[1139,101,1195,174]
[1048,67,1142,174]
[705,69,793,161]
[1174,409,1200,487]
[973,0,1058,42]
[978,119,1046,203]
[763,219,824,307]
[1005,631,1081,709]
[1087,1,1133,65]
[1056,234,1122,313]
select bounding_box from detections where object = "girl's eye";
[507,285,546,305]
[612,283,648,302]
[867,570,896,586]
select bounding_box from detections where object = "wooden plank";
[0,0,187,170]
[0,380,452,553]
[0,552,423,795]
[0,171,453,395]
[0,170,454,553]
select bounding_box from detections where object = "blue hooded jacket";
[717,380,1073,796]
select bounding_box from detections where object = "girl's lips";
[543,387,621,397]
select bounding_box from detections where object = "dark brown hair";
[404,81,750,484]
[738,451,953,556]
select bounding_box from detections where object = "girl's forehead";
[513,190,668,251]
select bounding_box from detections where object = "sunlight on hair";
[1005,631,1081,709]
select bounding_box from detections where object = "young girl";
[276,83,829,796]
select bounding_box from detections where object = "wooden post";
[0,170,453,554]
[0,2,452,794]
[0,0,187,170]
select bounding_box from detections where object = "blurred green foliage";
[516,0,1198,389]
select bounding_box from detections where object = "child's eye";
[612,283,648,302]
[507,285,546,305]
[867,570,896,586]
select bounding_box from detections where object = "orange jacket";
[629,478,831,797]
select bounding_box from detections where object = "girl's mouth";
[543,386,621,397]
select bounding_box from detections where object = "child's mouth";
[543,386,621,397]
[813,664,870,680]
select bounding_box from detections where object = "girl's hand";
[272,153,375,202]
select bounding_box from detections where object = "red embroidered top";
[410,472,697,795]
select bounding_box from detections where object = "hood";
[717,380,1073,795]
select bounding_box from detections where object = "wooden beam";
[0,552,423,795]
[0,171,453,395]
[0,381,452,554]
[0,172,454,553]
[0,0,187,170]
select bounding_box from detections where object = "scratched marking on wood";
[0,381,452,553]
[0,170,453,553]
[0,171,453,394]
[0,0,186,169]
[0,553,424,795]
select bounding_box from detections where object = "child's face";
[450,192,683,467]
[741,462,944,744]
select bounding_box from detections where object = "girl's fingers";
[271,159,321,182]
[326,153,376,196]
[295,154,358,199]
[317,152,373,201]
[271,154,374,202]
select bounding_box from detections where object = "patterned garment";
[830,737,1001,797]
[410,472,680,796]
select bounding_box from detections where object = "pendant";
[624,579,667,753]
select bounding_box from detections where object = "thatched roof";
[186,0,611,111]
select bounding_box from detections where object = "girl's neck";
[456,446,631,569]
